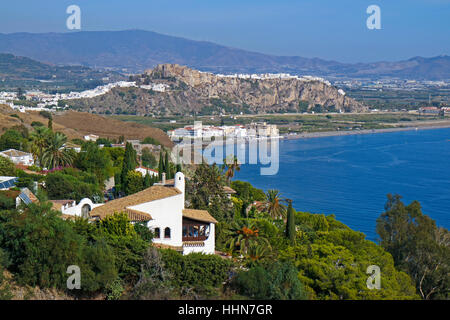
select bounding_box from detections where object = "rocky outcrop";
[70,64,367,116]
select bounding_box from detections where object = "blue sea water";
[207,128,450,241]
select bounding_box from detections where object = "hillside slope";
[53,111,173,147]
[0,53,125,90]
[0,105,173,147]
[67,64,367,116]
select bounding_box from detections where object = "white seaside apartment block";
[168,123,277,141]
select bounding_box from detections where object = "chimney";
[162,172,166,185]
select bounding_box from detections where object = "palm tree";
[30,126,51,166]
[222,155,241,185]
[225,219,270,256]
[41,132,74,169]
[246,242,270,263]
[257,189,287,220]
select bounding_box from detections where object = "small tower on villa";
[174,171,185,209]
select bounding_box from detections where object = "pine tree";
[286,200,296,245]
[48,118,53,130]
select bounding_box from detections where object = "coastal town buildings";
[167,122,279,141]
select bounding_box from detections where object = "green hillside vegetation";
[0,122,446,299]
[0,53,125,92]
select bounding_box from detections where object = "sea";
[203,127,450,241]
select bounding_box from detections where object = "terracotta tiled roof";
[21,188,39,203]
[0,149,31,157]
[153,243,183,251]
[223,186,237,194]
[49,200,75,212]
[125,208,152,222]
[182,208,218,224]
[50,199,75,205]
[90,185,181,221]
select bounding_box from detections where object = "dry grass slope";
[0,105,173,148]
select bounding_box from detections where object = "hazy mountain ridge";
[0,30,448,80]
[0,53,125,89]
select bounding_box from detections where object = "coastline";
[172,121,450,150]
[282,122,450,140]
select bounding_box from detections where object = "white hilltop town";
[0,81,169,113]
[213,71,333,86]
[0,71,341,113]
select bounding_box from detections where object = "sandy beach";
[283,121,450,140]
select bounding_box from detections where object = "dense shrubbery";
[45,169,103,202]
[160,249,232,291]
[0,206,152,297]
[0,203,116,291]
[231,261,306,300]
[0,156,16,176]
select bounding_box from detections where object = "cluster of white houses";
[0,139,223,256]
[168,122,279,141]
[0,147,218,255]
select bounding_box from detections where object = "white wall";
[63,198,102,217]
[131,193,184,247]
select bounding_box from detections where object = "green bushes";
[141,136,161,145]
[0,157,16,176]
[97,213,149,280]
[0,203,110,290]
[231,261,307,300]
[0,207,151,296]
[160,249,232,291]
[0,192,16,210]
[45,170,102,202]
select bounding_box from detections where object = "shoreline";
[282,123,450,140]
[173,122,450,150]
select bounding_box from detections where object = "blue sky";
[1,0,449,63]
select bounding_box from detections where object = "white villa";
[0,149,34,166]
[56,172,217,255]
[135,166,159,177]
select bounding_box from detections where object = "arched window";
[81,204,91,219]
[154,228,160,238]
[164,227,171,239]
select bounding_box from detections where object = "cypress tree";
[144,172,151,188]
[164,151,170,178]
[286,200,296,245]
[158,151,164,180]
[121,142,137,192]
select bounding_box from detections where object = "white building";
[89,172,217,255]
[84,134,99,142]
[135,166,159,177]
[0,149,34,166]
[50,198,103,219]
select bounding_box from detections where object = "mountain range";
[0,30,449,80]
